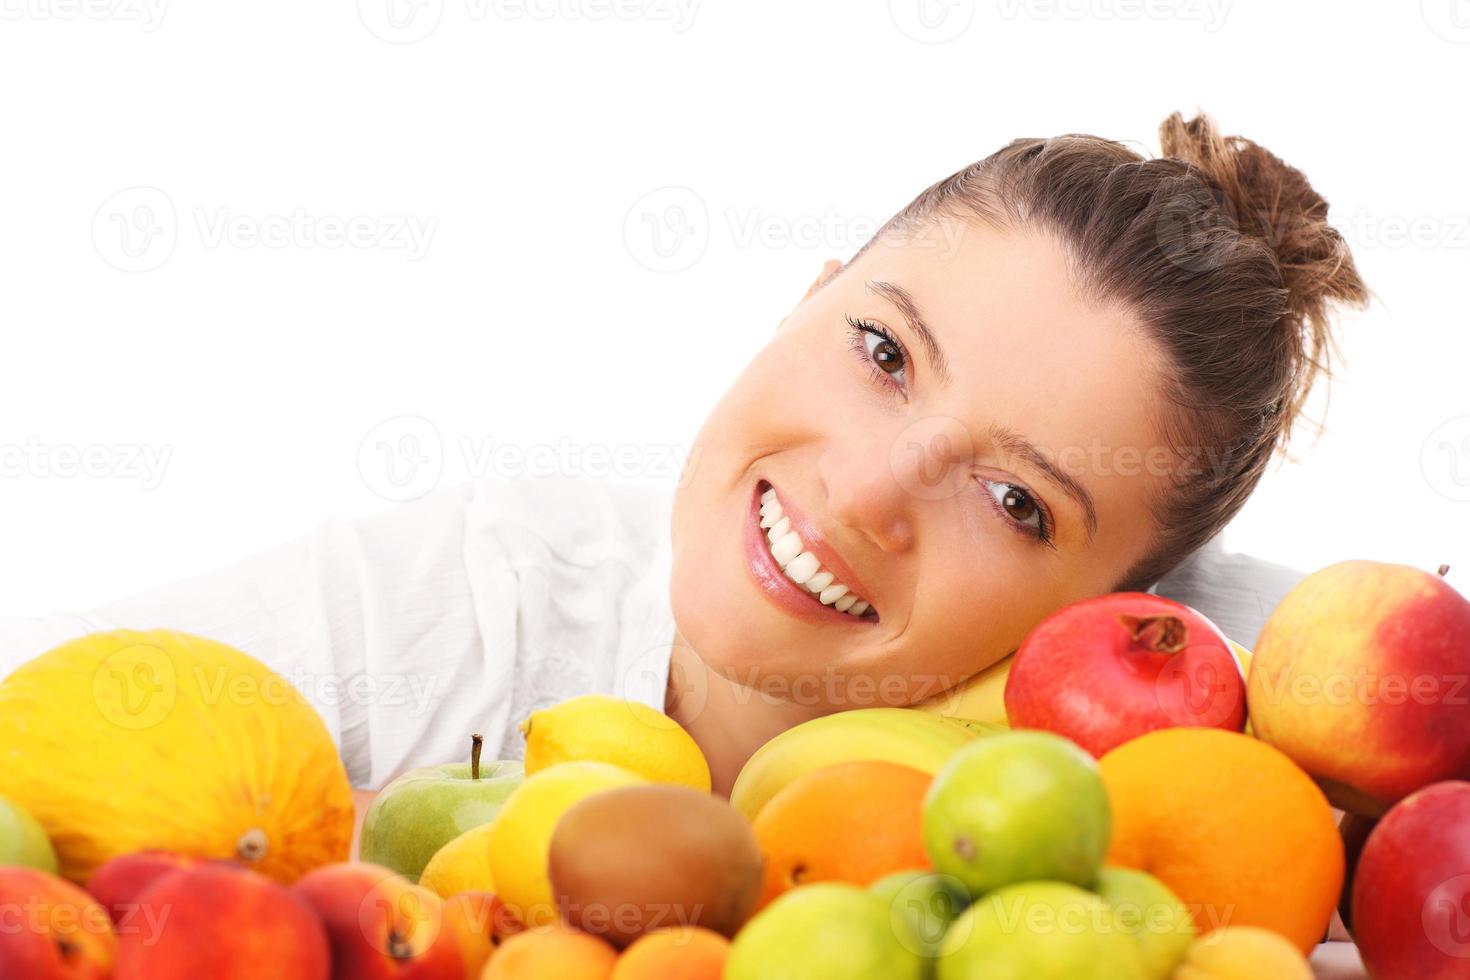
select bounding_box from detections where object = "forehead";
[846,218,1175,543]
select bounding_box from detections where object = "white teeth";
[755,485,875,618]
[784,552,821,586]
[766,515,790,543]
[805,570,835,594]
[770,531,803,567]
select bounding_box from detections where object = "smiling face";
[669,217,1180,710]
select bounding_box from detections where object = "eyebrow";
[865,280,953,388]
[988,421,1100,546]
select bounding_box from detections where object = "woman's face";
[669,216,1178,710]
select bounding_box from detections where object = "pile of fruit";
[0,558,1466,978]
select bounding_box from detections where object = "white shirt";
[0,472,680,792]
[0,472,1304,791]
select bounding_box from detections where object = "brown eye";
[871,337,904,374]
[1001,486,1037,522]
[981,478,1050,543]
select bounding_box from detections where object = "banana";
[916,654,1014,727]
[729,707,990,821]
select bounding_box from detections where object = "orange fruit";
[481,923,617,979]
[751,760,932,910]
[1099,728,1343,955]
[609,926,729,979]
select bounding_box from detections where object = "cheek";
[894,544,1045,679]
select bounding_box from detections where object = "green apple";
[1093,868,1194,980]
[870,869,970,962]
[923,730,1111,895]
[0,794,57,874]
[937,881,1145,979]
[726,882,926,980]
[360,734,523,882]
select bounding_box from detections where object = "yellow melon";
[0,628,353,884]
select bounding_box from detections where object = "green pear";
[0,794,57,873]
[937,881,1145,979]
[1093,868,1194,980]
[726,882,926,980]
[360,734,523,882]
[923,731,1111,895]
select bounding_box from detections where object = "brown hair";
[857,110,1370,593]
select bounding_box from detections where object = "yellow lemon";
[519,694,711,792]
[1173,926,1313,980]
[488,760,646,926]
[419,820,496,899]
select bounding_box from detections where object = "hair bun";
[1158,111,1368,327]
[1159,110,1369,455]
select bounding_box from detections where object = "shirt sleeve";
[0,481,498,791]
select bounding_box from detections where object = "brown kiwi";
[547,783,764,948]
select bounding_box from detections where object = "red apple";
[85,850,204,926]
[442,891,523,978]
[292,861,461,979]
[1247,561,1470,816]
[1352,780,1470,978]
[0,866,115,979]
[1003,591,1245,756]
[113,863,329,979]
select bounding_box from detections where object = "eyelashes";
[844,315,908,391]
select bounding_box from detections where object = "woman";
[0,113,1368,966]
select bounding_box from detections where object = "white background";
[1,0,1467,614]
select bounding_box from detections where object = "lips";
[743,478,879,626]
